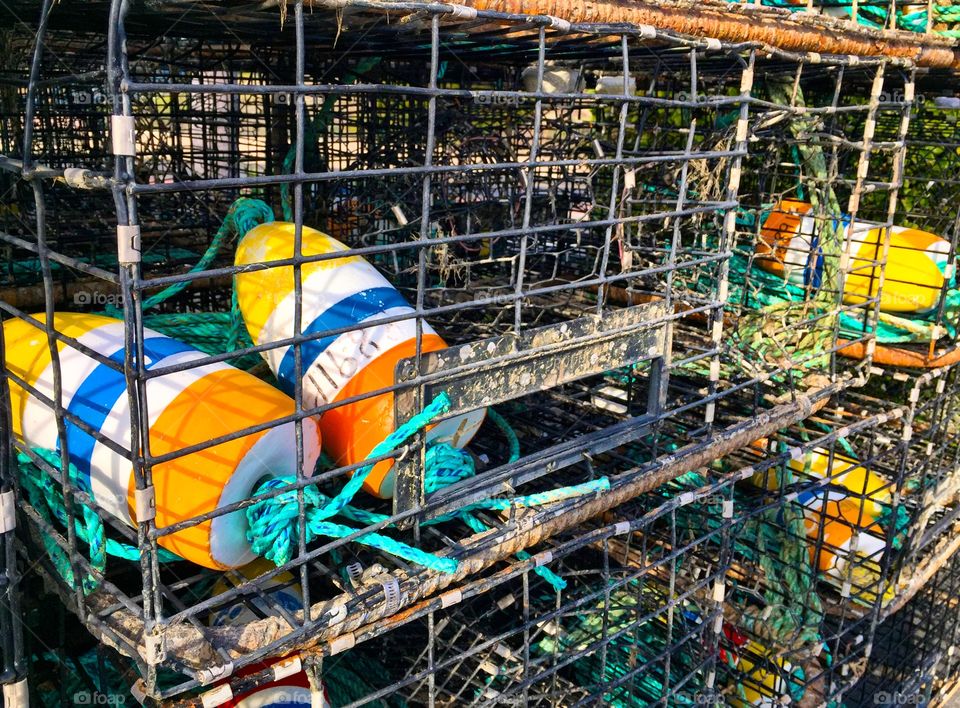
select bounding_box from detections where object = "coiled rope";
[16,448,181,593]
[247,392,609,589]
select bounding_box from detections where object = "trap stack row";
[2,0,960,705]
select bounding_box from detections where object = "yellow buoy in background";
[755,199,950,314]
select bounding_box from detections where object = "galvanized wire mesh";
[0,0,952,705]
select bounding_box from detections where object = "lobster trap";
[830,85,960,371]
[0,0,953,704]
[846,539,960,707]
[726,0,960,36]
[710,54,916,390]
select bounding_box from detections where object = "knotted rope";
[247,392,609,589]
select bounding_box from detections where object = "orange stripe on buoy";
[128,367,297,568]
[322,334,447,498]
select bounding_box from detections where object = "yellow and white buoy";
[235,221,486,498]
[4,313,321,569]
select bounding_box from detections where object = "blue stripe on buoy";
[58,336,195,494]
[803,233,824,290]
[275,286,412,396]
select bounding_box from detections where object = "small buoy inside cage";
[3,313,321,570]
[750,444,893,518]
[520,64,581,94]
[208,560,330,707]
[234,221,486,498]
[745,444,892,598]
[723,634,803,707]
[795,488,889,594]
[685,604,804,706]
[208,558,305,627]
[755,199,951,314]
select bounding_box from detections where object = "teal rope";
[247,394,461,572]
[280,57,382,221]
[487,407,521,463]
[733,0,960,34]
[104,198,274,318]
[247,395,605,588]
[98,198,275,370]
[246,476,459,572]
[16,448,180,593]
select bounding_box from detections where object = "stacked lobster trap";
[0,0,959,705]
[844,536,960,707]
[725,0,960,35]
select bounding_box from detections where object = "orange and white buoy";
[755,199,951,314]
[3,313,321,569]
[208,560,330,708]
[795,488,887,588]
[746,444,890,595]
[235,221,486,498]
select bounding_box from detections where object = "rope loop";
[245,393,591,591]
[16,448,180,594]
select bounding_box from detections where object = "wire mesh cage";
[855,363,960,573]
[677,386,960,706]
[831,83,960,371]
[709,54,915,392]
[724,0,960,36]
[846,541,960,707]
[0,0,942,704]
[598,394,912,706]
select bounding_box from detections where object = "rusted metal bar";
[352,0,960,68]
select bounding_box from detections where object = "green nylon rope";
[246,391,606,588]
[16,448,181,594]
[104,198,274,320]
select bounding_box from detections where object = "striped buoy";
[209,561,329,708]
[235,221,486,498]
[688,607,803,707]
[3,313,321,569]
[208,559,304,627]
[221,679,317,708]
[796,488,886,587]
[756,199,950,314]
[727,639,800,707]
[750,446,893,518]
